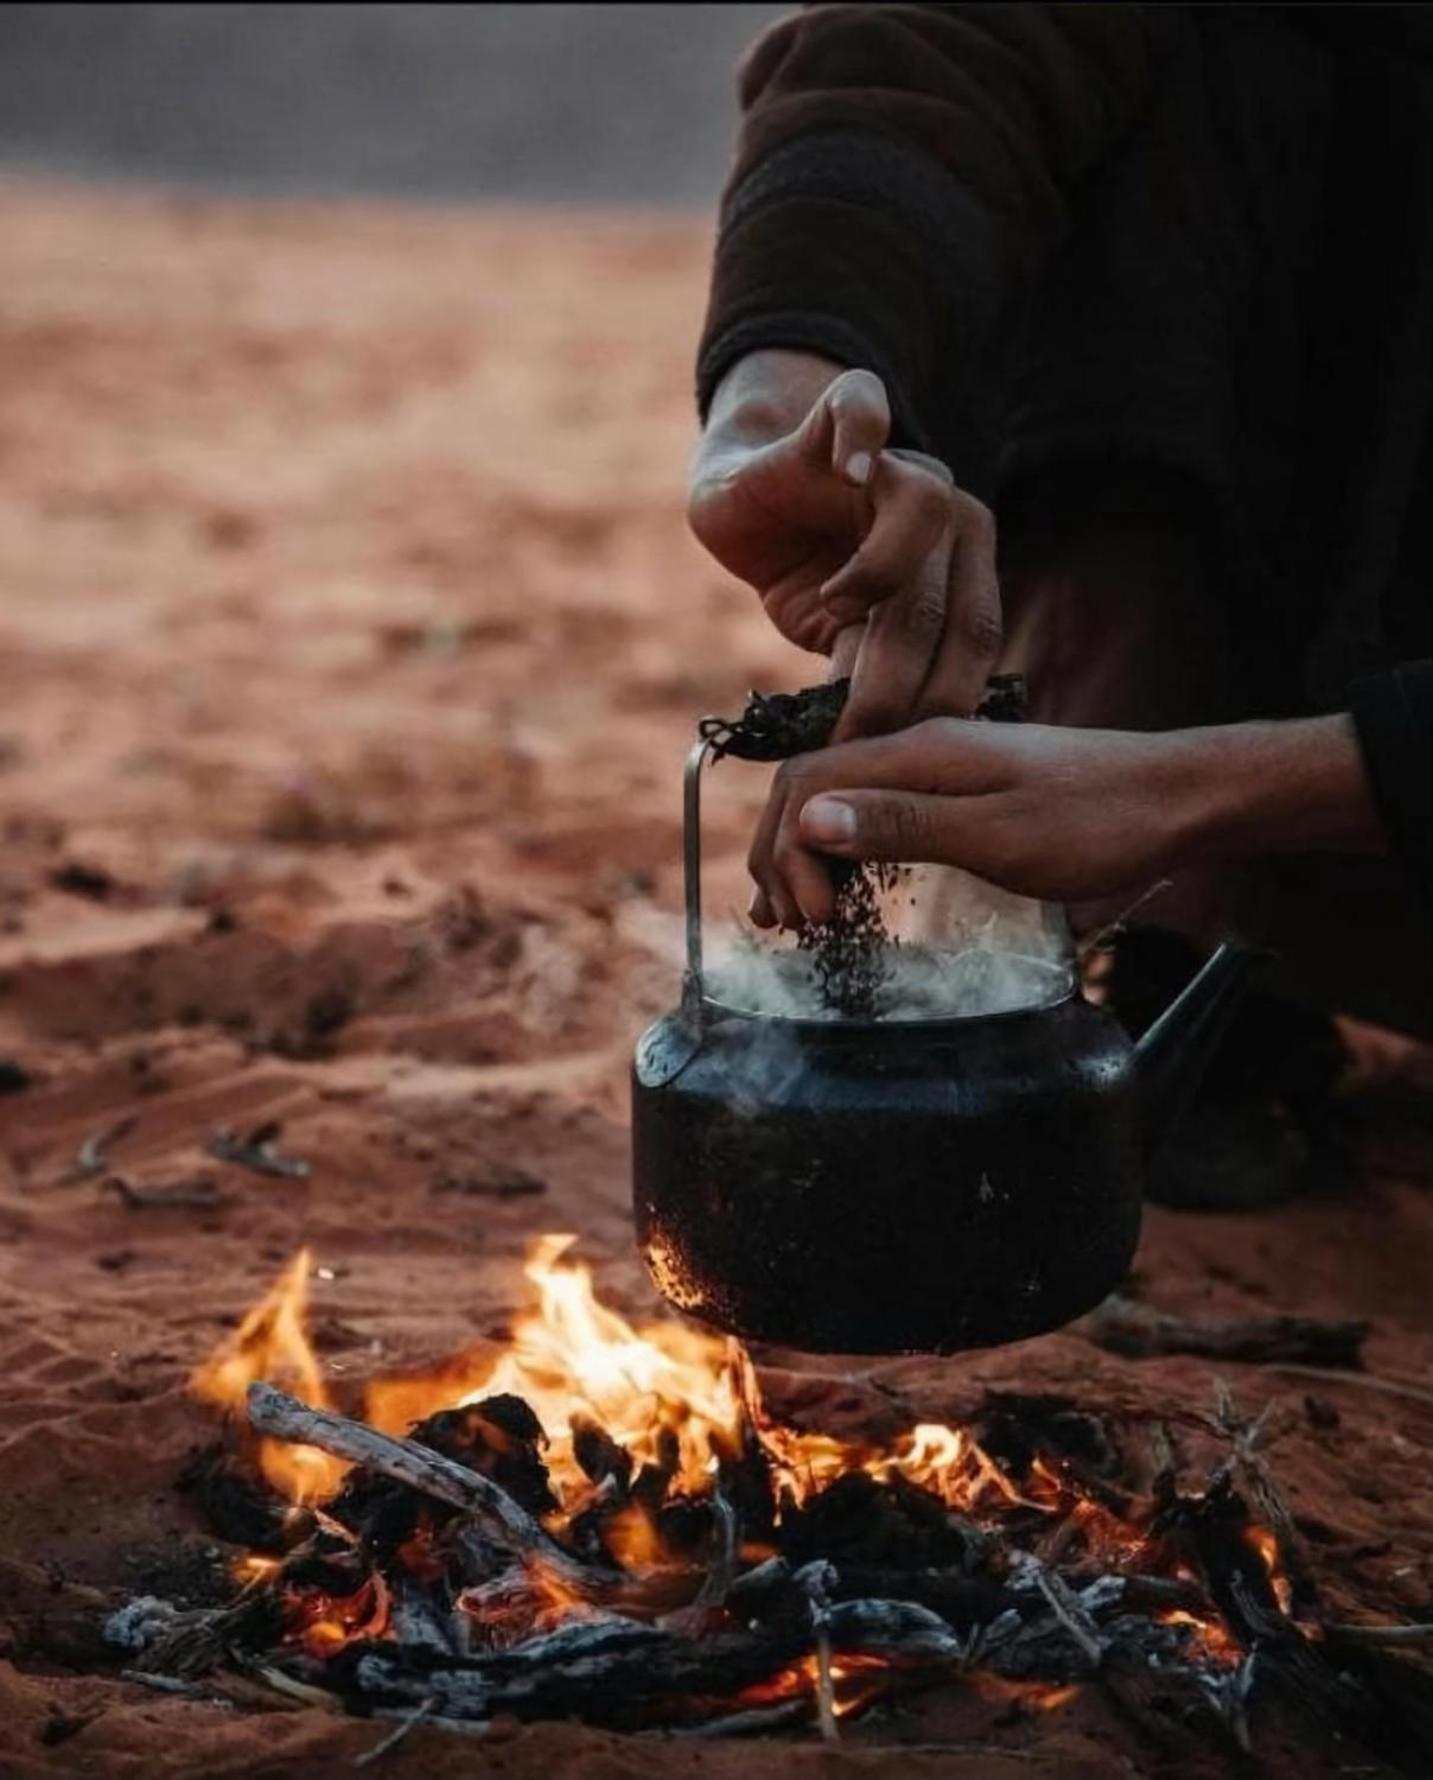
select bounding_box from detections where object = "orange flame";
[191,1247,347,1503]
[739,1651,891,1721]
[366,1234,744,1504]
[197,1236,1029,1528]
[1248,1524,1294,1616]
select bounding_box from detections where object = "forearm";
[1169,715,1385,867]
[698,6,1154,470]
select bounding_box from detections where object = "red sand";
[1,178,1432,1779]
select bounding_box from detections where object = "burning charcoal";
[282,1546,372,1598]
[329,1475,428,1560]
[180,1445,296,1552]
[390,1579,461,1657]
[825,1597,972,1663]
[710,1425,776,1542]
[629,1425,681,1514]
[778,1472,974,1572]
[655,1494,724,1561]
[339,1622,796,1729]
[725,1556,791,1610]
[830,1566,1013,1633]
[977,1391,1124,1485]
[409,1398,558,1519]
[571,1414,632,1491]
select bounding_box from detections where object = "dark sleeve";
[697,3,1154,481]
[1350,661,1433,899]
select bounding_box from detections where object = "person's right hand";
[687,349,1002,743]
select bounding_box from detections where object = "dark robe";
[696,3,1433,902]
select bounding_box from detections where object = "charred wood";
[246,1383,591,1584]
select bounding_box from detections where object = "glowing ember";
[181,1237,1306,1739]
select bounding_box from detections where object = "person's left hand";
[746,713,1382,929]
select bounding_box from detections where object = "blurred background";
[0,3,780,204]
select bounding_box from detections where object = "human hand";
[747,714,1383,929]
[688,349,1001,741]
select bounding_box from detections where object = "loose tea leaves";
[699,676,1027,1018]
[698,680,854,763]
[699,674,1025,762]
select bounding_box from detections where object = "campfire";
[104,1240,1432,1758]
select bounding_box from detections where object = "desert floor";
[1,179,1432,1779]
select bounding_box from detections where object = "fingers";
[820,450,953,628]
[748,722,977,928]
[914,504,1003,719]
[794,368,891,487]
[799,788,973,867]
[829,623,864,682]
[837,541,950,740]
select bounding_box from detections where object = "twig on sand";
[1088,1297,1368,1368]
[242,1658,339,1710]
[208,1120,310,1180]
[1262,1364,1433,1412]
[64,1113,138,1182]
[1326,1622,1433,1645]
[354,1696,439,1768]
[676,1700,811,1739]
[120,1670,205,1697]
[105,1174,224,1211]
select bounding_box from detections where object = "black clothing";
[698,4,1433,905]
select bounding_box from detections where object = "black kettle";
[631,736,1265,1355]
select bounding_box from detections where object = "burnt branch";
[245,1383,588,1584]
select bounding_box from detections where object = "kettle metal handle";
[682,737,712,1013]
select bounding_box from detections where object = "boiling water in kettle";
[707,863,1077,1023]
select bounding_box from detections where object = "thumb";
[799,789,961,866]
[795,368,891,488]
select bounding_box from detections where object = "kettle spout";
[1133,941,1272,1162]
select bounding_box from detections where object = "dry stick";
[1326,1623,1433,1645]
[245,1383,590,1584]
[680,1699,811,1739]
[663,1490,738,1637]
[64,1113,138,1183]
[1261,1364,1433,1412]
[354,1695,439,1769]
[813,1616,840,1745]
[1088,1296,1369,1368]
[120,1670,205,1697]
[105,1174,223,1211]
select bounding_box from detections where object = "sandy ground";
[1,178,1433,1779]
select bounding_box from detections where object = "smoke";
[706,865,1075,1024]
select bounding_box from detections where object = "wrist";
[1162,715,1386,866]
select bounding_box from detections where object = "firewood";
[245,1383,592,1585]
[1085,1296,1368,1367]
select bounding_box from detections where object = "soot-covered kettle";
[631,726,1264,1355]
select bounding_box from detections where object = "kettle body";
[632,992,1141,1353]
[631,737,1263,1354]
